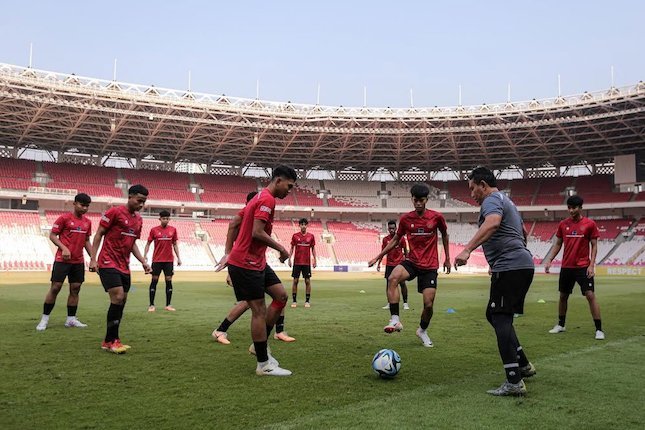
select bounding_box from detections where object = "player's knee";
[50,283,63,294]
[165,276,173,283]
[270,299,287,311]
[69,284,81,296]
[151,275,160,281]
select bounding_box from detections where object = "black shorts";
[228,264,282,302]
[384,265,396,279]
[399,260,438,293]
[98,268,132,293]
[152,262,174,276]
[292,264,312,279]
[51,262,85,284]
[488,269,534,315]
[559,267,595,295]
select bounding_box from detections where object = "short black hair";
[387,220,397,227]
[128,184,149,196]
[567,195,583,208]
[468,166,497,188]
[299,218,308,225]
[246,191,258,203]
[74,193,91,205]
[159,210,171,218]
[271,165,297,182]
[410,183,430,199]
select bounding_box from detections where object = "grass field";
[1,271,644,430]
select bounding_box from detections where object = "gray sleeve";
[481,194,503,218]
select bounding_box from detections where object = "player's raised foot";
[486,380,526,397]
[36,318,48,332]
[381,304,390,310]
[290,302,297,308]
[148,305,156,312]
[101,340,127,354]
[212,330,231,345]
[403,303,410,310]
[113,339,131,350]
[256,361,292,377]
[520,362,536,378]
[415,327,433,347]
[248,343,271,356]
[164,305,176,312]
[304,302,311,308]
[384,320,403,333]
[595,330,605,340]
[548,324,566,334]
[64,317,88,328]
[274,332,296,342]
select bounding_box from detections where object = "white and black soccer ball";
[372,348,401,378]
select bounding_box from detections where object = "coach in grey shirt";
[454,166,535,396]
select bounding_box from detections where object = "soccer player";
[89,184,151,354]
[368,183,451,347]
[212,191,295,345]
[36,193,93,331]
[144,210,182,312]
[454,166,536,396]
[220,166,297,376]
[289,218,317,308]
[376,220,409,310]
[542,195,605,340]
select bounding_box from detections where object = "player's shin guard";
[149,278,158,306]
[491,313,521,383]
[276,315,285,334]
[105,303,124,343]
[165,280,173,306]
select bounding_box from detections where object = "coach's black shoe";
[520,362,536,378]
[487,380,526,396]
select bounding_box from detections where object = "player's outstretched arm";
[542,237,563,273]
[454,214,501,270]
[252,219,289,262]
[441,232,451,274]
[131,243,151,274]
[49,231,71,261]
[369,234,400,267]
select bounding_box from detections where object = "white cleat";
[384,320,403,333]
[381,304,390,310]
[416,327,434,347]
[403,303,410,310]
[595,330,605,340]
[36,319,48,332]
[548,324,566,334]
[248,343,272,356]
[64,318,88,328]
[256,361,292,376]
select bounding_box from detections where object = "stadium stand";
[0,210,51,270]
[0,158,38,191]
[529,221,560,241]
[603,238,645,265]
[121,169,196,202]
[327,221,381,264]
[325,180,381,208]
[533,177,572,206]
[197,174,257,204]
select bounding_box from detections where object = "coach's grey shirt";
[479,191,534,272]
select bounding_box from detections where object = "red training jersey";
[98,205,143,274]
[228,188,275,271]
[396,209,447,270]
[51,213,92,264]
[556,217,599,268]
[148,225,178,263]
[291,232,316,266]
[382,234,407,267]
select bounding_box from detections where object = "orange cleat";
[164,306,176,312]
[274,332,296,342]
[212,330,231,345]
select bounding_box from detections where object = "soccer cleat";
[274,332,296,342]
[548,324,566,334]
[64,318,88,328]
[113,339,131,350]
[381,304,390,310]
[384,320,403,333]
[416,327,433,347]
[403,303,410,310]
[148,305,156,312]
[486,380,527,396]
[212,330,231,345]
[101,340,127,354]
[36,319,48,332]
[595,330,605,340]
[256,361,292,377]
[164,306,176,312]
[248,343,272,356]
[290,303,297,308]
[520,362,536,378]
[304,302,311,308]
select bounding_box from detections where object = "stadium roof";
[0,63,643,173]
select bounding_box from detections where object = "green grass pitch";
[1,271,644,429]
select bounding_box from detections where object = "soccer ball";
[371,349,401,378]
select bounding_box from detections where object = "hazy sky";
[1,1,643,108]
